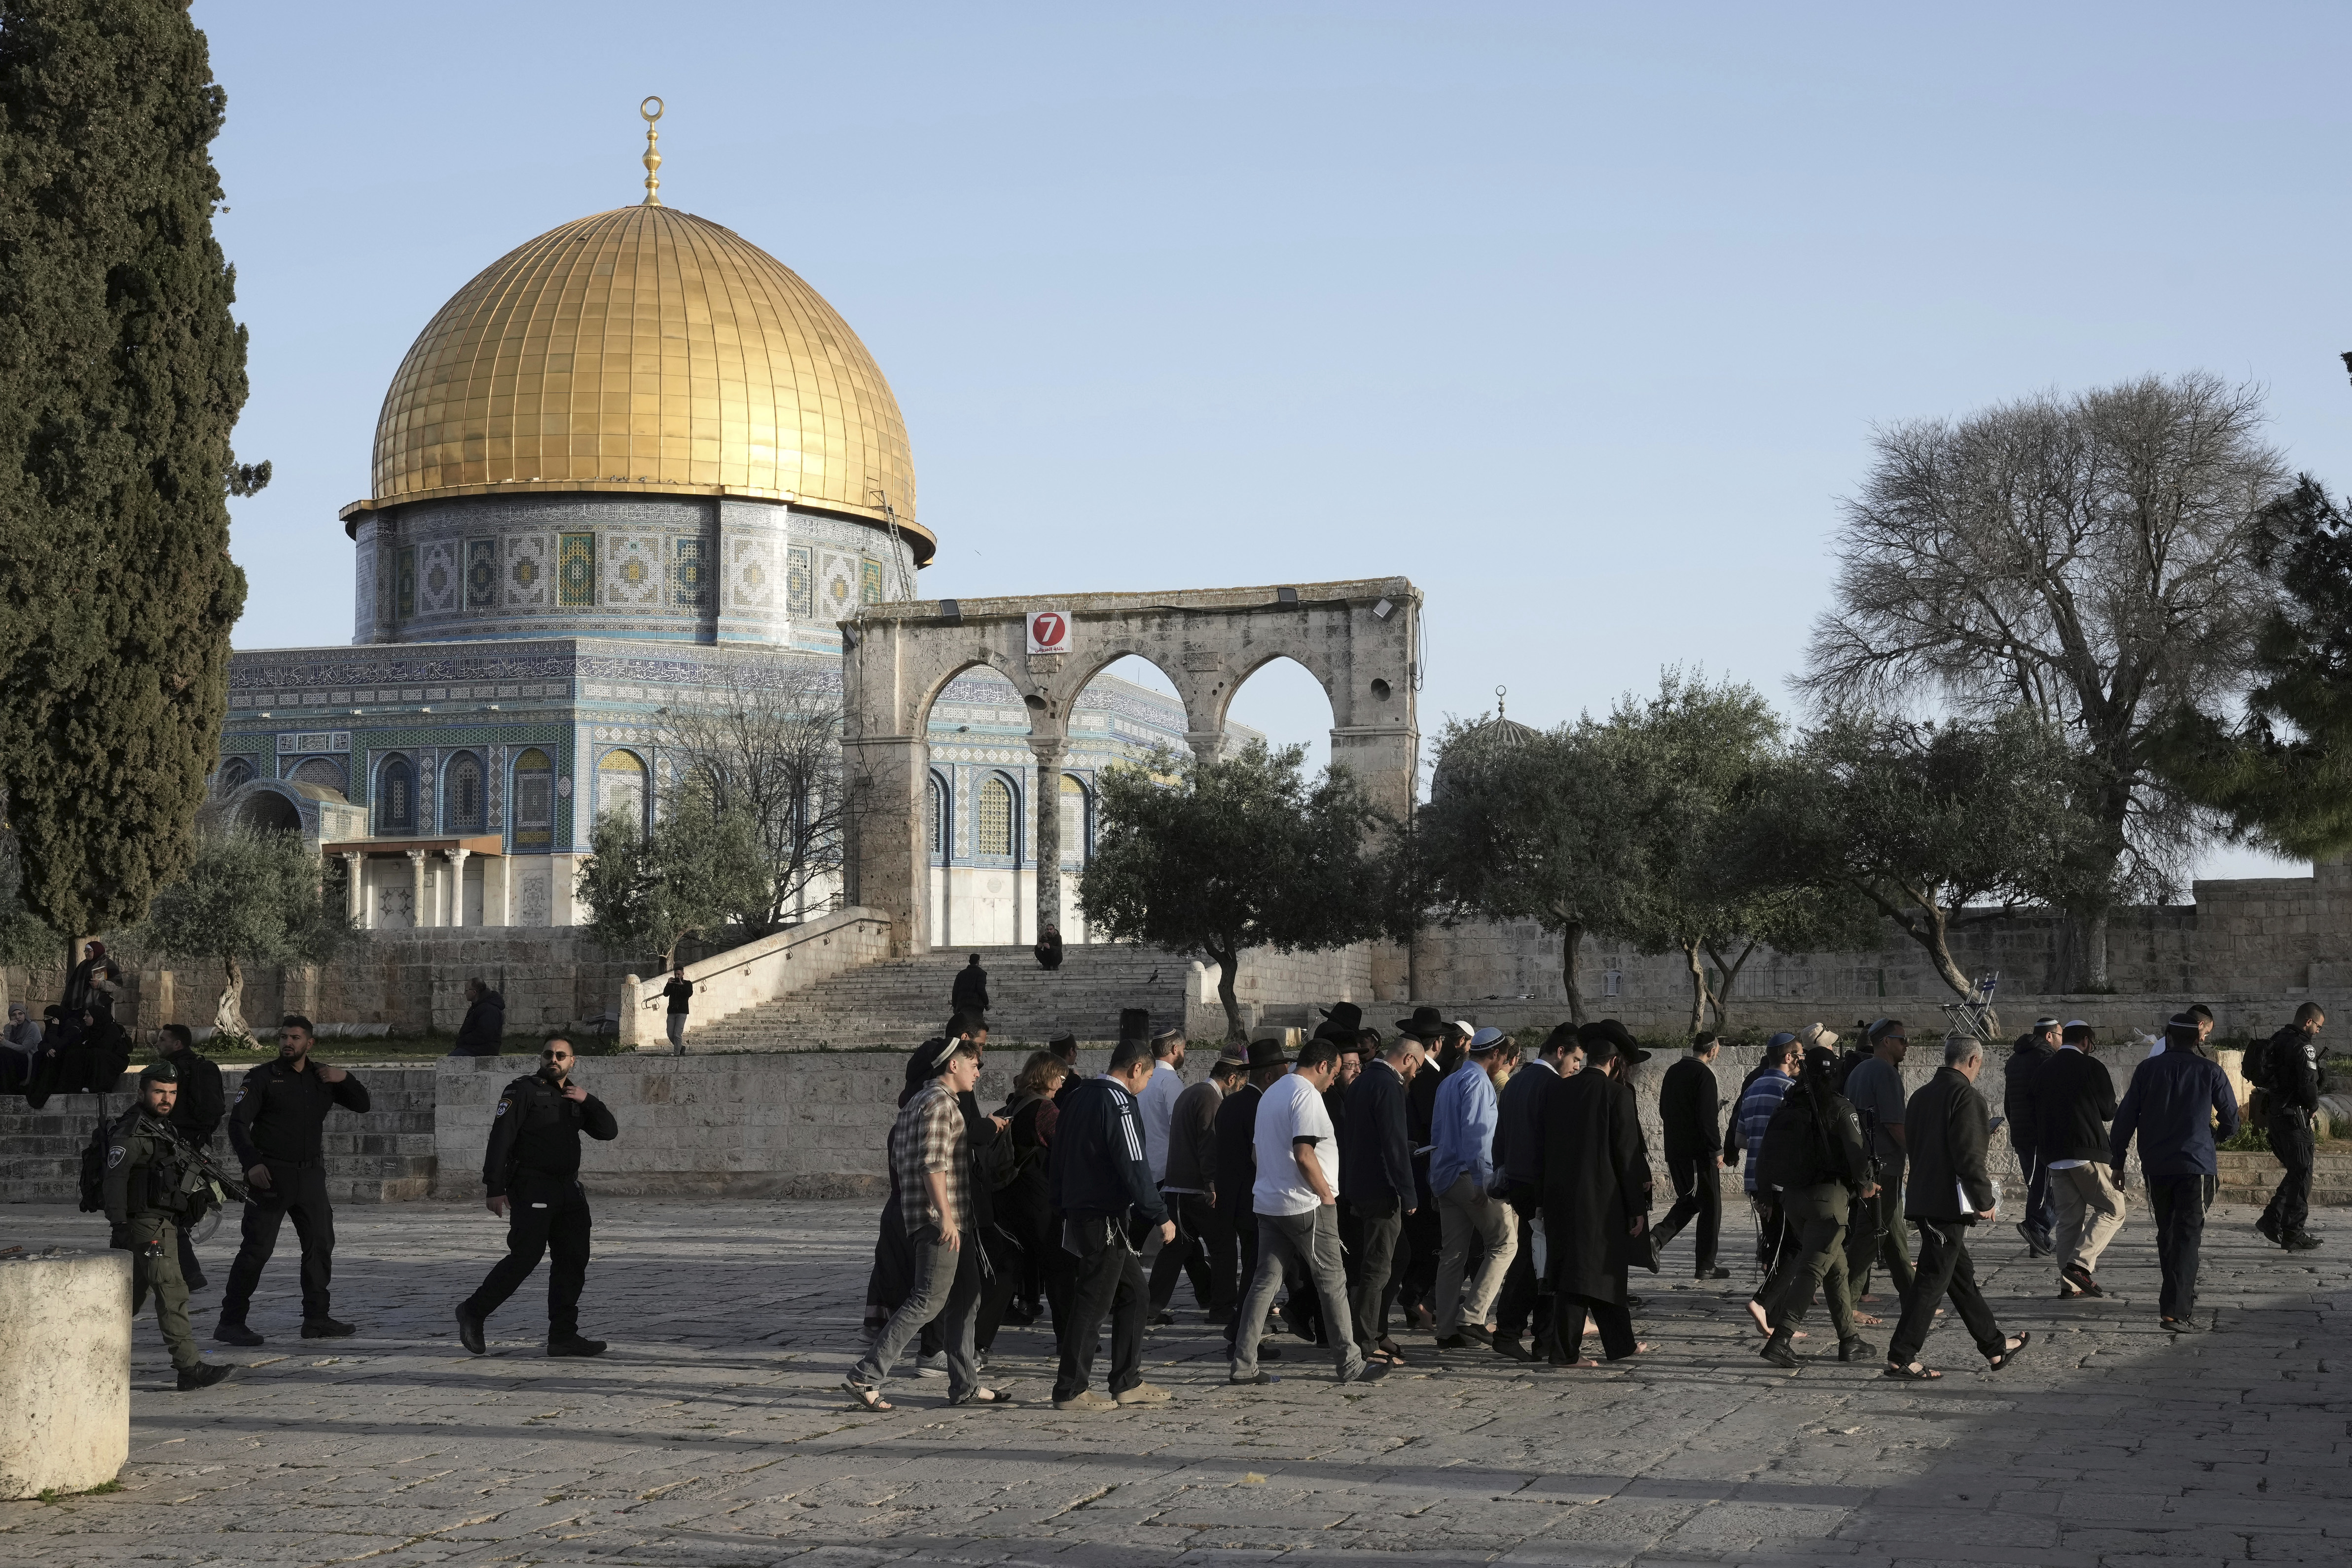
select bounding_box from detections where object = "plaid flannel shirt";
[892,1080,970,1237]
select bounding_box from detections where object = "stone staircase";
[686,943,1199,1051]
[2216,1148,2352,1208]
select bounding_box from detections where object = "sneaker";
[2015,1222,2049,1257]
[213,1321,263,1347]
[915,1352,947,1378]
[455,1305,486,1355]
[1114,1381,1172,1406]
[1695,1267,1732,1280]
[1053,1388,1118,1412]
[1345,1359,1390,1385]
[301,1317,357,1339]
[1147,1309,1174,1327]
[547,1334,607,1357]
[1227,1371,1279,1386]
[2285,1232,2322,1251]
[2162,1315,2204,1333]
[175,1362,233,1392]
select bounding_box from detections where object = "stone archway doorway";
[839,577,1421,989]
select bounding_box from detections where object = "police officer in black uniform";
[454,1035,619,1356]
[216,1014,371,1345]
[105,1060,234,1390]
[2258,1002,2327,1252]
[158,1023,226,1291]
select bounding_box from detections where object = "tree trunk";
[215,954,246,1039]
[1215,948,1246,1042]
[2069,908,2111,991]
[1705,940,1758,1030]
[1679,940,1711,1037]
[1558,920,1587,1025]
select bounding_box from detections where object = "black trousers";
[222,1161,335,1323]
[1347,1201,1409,1354]
[2149,1175,2209,1320]
[2262,1112,2316,1239]
[2016,1139,2055,1241]
[1551,1292,1636,1360]
[1399,1188,1442,1316]
[1888,1219,2004,1366]
[1661,1154,1722,1274]
[1056,1220,1147,1401]
[463,1176,593,1337]
[1149,1191,1233,1314]
[1491,1190,1543,1344]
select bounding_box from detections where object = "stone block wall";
[0,1065,438,1208]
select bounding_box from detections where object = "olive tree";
[1080,741,1387,1041]
[137,825,352,1041]
[576,791,768,969]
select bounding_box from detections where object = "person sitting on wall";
[450,978,506,1058]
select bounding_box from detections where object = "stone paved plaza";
[0,1195,2344,1567]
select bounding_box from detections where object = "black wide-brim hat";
[1578,1018,1650,1064]
[1317,1002,1364,1036]
[1395,1005,1447,1041]
[1244,1037,1293,1070]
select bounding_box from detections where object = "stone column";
[443,848,470,928]
[342,853,367,929]
[1028,736,1065,949]
[405,850,428,931]
[1185,729,1226,772]
[492,854,511,927]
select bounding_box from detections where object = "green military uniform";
[104,1067,208,1376]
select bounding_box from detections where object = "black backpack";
[77,1109,125,1213]
[2245,1029,2289,1092]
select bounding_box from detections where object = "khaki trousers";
[2051,1162,2127,1277]
[1434,1173,1516,1334]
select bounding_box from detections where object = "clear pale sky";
[199,1,2352,883]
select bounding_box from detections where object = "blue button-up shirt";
[1430,1059,1500,1194]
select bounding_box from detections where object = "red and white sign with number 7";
[1027,610,1072,654]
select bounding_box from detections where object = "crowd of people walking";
[846,998,2329,1410]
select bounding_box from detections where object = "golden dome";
[341,202,928,561]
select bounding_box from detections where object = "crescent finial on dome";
[640,96,664,206]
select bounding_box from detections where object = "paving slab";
[0,1196,2343,1565]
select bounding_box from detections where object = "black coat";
[951,964,990,1014]
[2267,1025,2321,1114]
[1213,1081,1264,1223]
[1905,1066,1995,1222]
[163,1048,227,1147]
[1491,1059,1557,1190]
[2033,1048,2117,1165]
[454,989,506,1057]
[1534,1070,1650,1304]
[1339,1059,1414,1212]
[1658,1055,1721,1163]
[480,1073,618,1193]
[227,1057,370,1168]
[2002,1038,2054,1151]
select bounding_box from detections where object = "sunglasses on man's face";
[542,1050,573,1062]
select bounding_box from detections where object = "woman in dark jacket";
[1755,1046,1877,1368]
[997,1052,1071,1330]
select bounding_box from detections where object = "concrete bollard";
[0,1251,130,1499]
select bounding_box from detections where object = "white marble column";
[443,848,470,928]
[405,850,428,930]
[343,853,367,929]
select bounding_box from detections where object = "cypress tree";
[0,1,257,939]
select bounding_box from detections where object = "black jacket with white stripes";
[1048,1074,1168,1226]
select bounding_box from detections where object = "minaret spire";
[640,96,664,206]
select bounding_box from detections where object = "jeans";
[1230,1205,1362,1381]
[1149,1191,1233,1315]
[1660,1153,1722,1274]
[665,1013,688,1054]
[1764,1182,1857,1342]
[1888,1219,2005,1366]
[2148,1175,2208,1320]
[2051,1163,2127,1276]
[1434,1174,1516,1333]
[2261,1112,2316,1238]
[1347,1201,1409,1355]
[462,1174,594,1337]
[851,1225,982,1401]
[1055,1216,1147,1400]
[221,1161,336,1324]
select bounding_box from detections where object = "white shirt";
[1252,1071,1339,1218]
[1139,1059,1184,1184]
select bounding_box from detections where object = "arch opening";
[1223,654,1337,777]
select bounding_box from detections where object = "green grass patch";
[35,1479,122,1503]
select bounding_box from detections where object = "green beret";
[139,1059,179,1085]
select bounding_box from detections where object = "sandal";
[955,1387,1017,1407]
[844,1381,893,1412]
[1375,1339,1409,1365]
[1986,1332,2030,1372]
[1882,1361,1942,1381]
